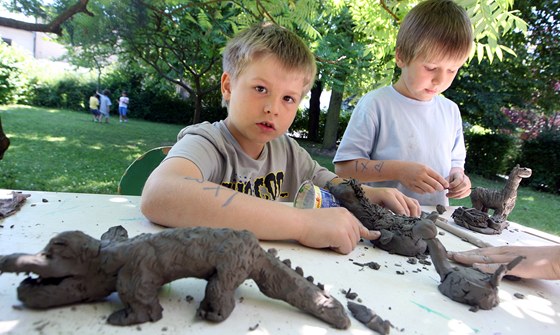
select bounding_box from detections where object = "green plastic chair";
[118,146,172,196]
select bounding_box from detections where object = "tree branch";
[0,0,93,35]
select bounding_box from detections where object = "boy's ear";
[221,72,231,101]
[395,48,405,68]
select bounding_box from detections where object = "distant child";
[88,92,101,122]
[98,90,112,123]
[118,91,129,123]
[141,22,420,255]
[334,0,472,206]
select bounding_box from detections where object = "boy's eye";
[425,66,436,71]
[255,86,267,93]
[283,96,296,103]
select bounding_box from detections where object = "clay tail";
[250,252,350,329]
[490,255,525,287]
[425,238,454,280]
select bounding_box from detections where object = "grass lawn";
[0,105,183,194]
[1,105,559,235]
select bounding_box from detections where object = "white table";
[1,190,559,335]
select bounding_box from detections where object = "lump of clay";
[347,301,392,335]
[0,226,350,329]
[0,192,30,218]
[470,165,532,221]
[327,179,436,257]
[452,206,509,234]
[417,227,523,310]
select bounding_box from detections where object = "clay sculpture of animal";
[0,226,350,329]
[416,222,523,310]
[327,178,436,257]
[470,165,532,221]
[452,206,509,235]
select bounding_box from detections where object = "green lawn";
[1,105,559,235]
[0,105,183,194]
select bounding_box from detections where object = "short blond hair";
[396,0,473,64]
[222,22,316,96]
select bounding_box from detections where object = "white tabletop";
[0,190,559,335]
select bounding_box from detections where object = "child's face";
[221,54,306,158]
[394,53,465,101]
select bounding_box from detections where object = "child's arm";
[335,158,449,195]
[141,157,380,254]
[445,167,471,199]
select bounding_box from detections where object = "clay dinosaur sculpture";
[0,226,350,329]
[416,222,523,310]
[327,179,436,257]
[470,165,532,221]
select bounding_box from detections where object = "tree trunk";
[322,88,344,150]
[307,80,322,142]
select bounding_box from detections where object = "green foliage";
[464,132,518,178]
[519,129,560,194]
[0,43,31,104]
[290,107,350,143]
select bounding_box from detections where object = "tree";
[0,0,92,34]
[446,0,559,131]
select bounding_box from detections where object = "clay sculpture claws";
[0,226,350,329]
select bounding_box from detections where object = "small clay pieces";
[0,226,350,329]
[470,165,532,221]
[347,301,392,335]
[417,226,523,310]
[327,179,436,257]
[452,206,509,234]
[0,192,30,219]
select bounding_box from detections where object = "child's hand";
[448,245,560,280]
[399,162,449,194]
[297,207,380,255]
[446,169,471,199]
[362,186,421,217]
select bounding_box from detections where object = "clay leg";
[198,270,247,322]
[108,264,163,326]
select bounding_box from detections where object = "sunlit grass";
[0,105,183,194]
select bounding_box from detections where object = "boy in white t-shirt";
[141,23,420,255]
[334,0,472,206]
[118,92,129,123]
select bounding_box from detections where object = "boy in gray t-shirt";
[141,23,420,255]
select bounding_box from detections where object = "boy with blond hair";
[141,22,420,255]
[334,0,473,206]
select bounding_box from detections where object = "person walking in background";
[333,0,472,206]
[89,92,101,122]
[118,91,129,123]
[98,90,112,124]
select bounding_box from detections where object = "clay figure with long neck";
[327,178,435,257]
[470,165,532,221]
[0,226,350,329]
[416,222,523,310]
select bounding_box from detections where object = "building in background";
[0,10,66,60]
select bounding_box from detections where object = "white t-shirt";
[334,86,466,206]
[119,96,129,108]
[167,121,337,202]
